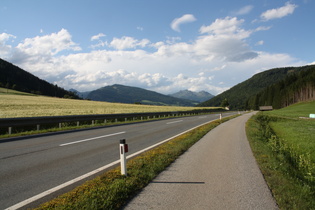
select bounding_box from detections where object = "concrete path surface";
[124,112,278,210]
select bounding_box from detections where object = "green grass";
[269,120,315,163]
[246,101,315,209]
[266,100,315,119]
[35,116,236,209]
[247,118,314,209]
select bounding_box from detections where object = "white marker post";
[220,113,222,120]
[120,139,128,176]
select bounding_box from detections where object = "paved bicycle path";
[124,112,278,210]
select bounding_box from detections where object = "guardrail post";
[120,139,128,176]
[0,110,216,135]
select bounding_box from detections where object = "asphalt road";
[0,112,234,209]
[125,112,278,209]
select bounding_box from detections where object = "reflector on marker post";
[120,139,128,176]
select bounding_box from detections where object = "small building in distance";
[259,106,273,111]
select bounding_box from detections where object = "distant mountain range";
[81,84,200,106]
[2,57,313,110]
[0,58,212,107]
[73,87,214,105]
[169,90,214,102]
[0,58,79,99]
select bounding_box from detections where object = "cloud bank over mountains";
[0,2,305,95]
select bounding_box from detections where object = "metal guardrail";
[0,109,223,135]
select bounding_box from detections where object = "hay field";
[0,93,211,118]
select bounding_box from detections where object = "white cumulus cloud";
[0,33,16,58]
[109,36,150,50]
[261,2,298,21]
[91,33,106,41]
[10,29,81,65]
[1,15,306,96]
[197,17,258,62]
[200,17,249,38]
[90,33,107,49]
[16,29,81,55]
[171,14,197,32]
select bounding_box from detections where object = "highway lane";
[0,112,235,209]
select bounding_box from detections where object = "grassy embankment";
[246,101,315,209]
[35,115,237,209]
[0,87,219,137]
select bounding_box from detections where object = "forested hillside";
[169,90,214,102]
[198,65,313,110]
[246,65,315,109]
[0,58,79,99]
[87,84,197,106]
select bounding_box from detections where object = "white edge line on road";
[6,116,224,210]
[59,131,126,146]
[5,160,120,210]
[126,118,218,160]
[166,120,183,124]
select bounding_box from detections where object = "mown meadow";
[0,88,221,137]
[246,100,315,209]
[0,88,213,118]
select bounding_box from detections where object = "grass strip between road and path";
[246,113,315,210]
[35,115,237,210]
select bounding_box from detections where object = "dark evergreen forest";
[199,65,315,110]
[0,58,79,99]
[86,84,198,106]
[246,65,315,109]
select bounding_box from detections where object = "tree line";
[0,58,79,99]
[198,66,302,110]
[246,65,315,110]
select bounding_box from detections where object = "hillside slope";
[198,65,314,110]
[0,58,79,99]
[169,90,214,102]
[247,65,315,109]
[86,84,197,106]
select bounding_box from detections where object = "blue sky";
[1,0,314,95]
